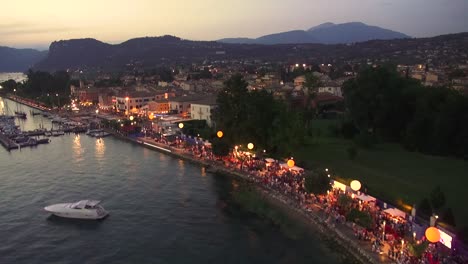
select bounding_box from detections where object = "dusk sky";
[1,0,467,49]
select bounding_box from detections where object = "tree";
[337,193,353,209]
[441,208,456,227]
[417,198,432,217]
[304,171,331,195]
[0,79,18,93]
[408,241,429,258]
[212,139,230,157]
[214,74,304,156]
[448,69,466,80]
[346,208,373,229]
[304,72,321,95]
[344,66,468,158]
[343,66,421,142]
[429,186,446,212]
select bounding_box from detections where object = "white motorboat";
[92,131,111,138]
[86,129,102,136]
[44,200,109,220]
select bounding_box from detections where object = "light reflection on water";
[0,98,344,264]
[95,137,105,159]
[72,134,84,164]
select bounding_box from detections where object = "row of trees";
[343,66,468,158]
[1,70,72,107]
[213,74,305,157]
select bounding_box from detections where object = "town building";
[113,91,175,115]
[190,97,217,127]
[168,95,205,117]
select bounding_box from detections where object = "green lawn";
[295,135,468,227]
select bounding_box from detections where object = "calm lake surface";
[0,98,345,264]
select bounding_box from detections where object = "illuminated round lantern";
[149,113,154,120]
[287,159,295,168]
[178,123,184,129]
[217,131,223,138]
[247,143,254,150]
[425,227,440,243]
[350,180,361,191]
[129,116,134,121]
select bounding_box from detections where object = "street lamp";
[178,123,184,129]
[129,115,134,121]
[247,143,254,150]
[383,221,386,241]
[425,227,440,243]
[350,180,361,192]
[125,97,129,116]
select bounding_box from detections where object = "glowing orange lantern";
[247,143,254,150]
[217,131,223,138]
[425,227,440,243]
[350,180,361,191]
[178,123,184,129]
[287,159,295,168]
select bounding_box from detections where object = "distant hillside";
[0,46,47,72]
[34,33,468,72]
[218,22,410,44]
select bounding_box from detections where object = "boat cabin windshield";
[70,200,100,209]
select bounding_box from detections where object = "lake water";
[0,98,345,264]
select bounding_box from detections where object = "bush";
[408,241,429,258]
[429,185,446,212]
[212,139,230,157]
[441,208,456,227]
[346,208,373,229]
[417,198,432,218]
[304,171,331,195]
[338,194,353,214]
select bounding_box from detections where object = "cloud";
[0,22,73,36]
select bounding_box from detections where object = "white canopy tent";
[264,158,276,163]
[332,180,347,192]
[290,166,304,172]
[383,208,406,219]
[356,194,376,202]
[278,163,304,172]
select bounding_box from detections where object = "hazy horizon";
[1,0,467,50]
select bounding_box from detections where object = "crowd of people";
[141,133,464,264]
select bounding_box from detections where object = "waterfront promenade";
[108,130,394,264]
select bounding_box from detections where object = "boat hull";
[48,211,108,220]
[44,203,108,220]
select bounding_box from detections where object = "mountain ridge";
[0,46,47,72]
[218,22,410,44]
[32,32,468,72]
